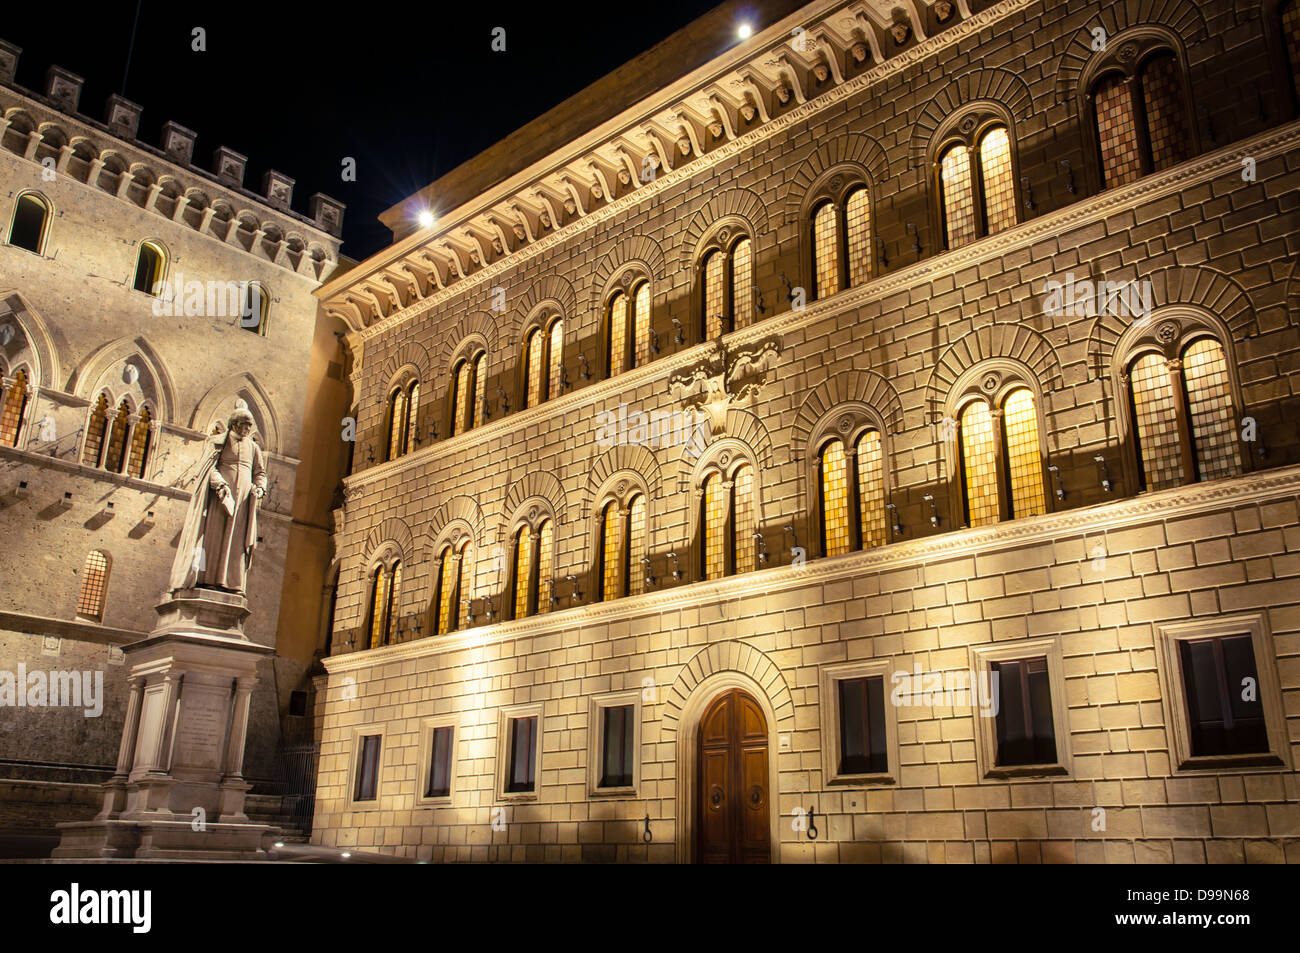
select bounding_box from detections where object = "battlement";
[0,38,345,249]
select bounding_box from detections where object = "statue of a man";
[169,400,267,595]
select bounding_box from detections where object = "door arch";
[696,688,771,863]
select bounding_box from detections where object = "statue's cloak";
[168,433,262,593]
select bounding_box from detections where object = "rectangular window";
[837,676,887,775]
[354,734,381,802]
[600,704,635,788]
[992,658,1057,767]
[425,725,455,798]
[1179,636,1268,757]
[506,715,538,794]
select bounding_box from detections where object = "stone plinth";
[52,589,279,860]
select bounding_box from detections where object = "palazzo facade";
[313,0,1300,862]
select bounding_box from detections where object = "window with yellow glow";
[1001,389,1046,519]
[105,400,130,473]
[387,388,407,460]
[633,283,651,368]
[820,440,851,557]
[627,495,647,597]
[939,144,976,250]
[702,473,726,581]
[856,430,887,549]
[732,239,753,330]
[601,501,623,602]
[608,293,627,377]
[1129,352,1184,491]
[133,241,166,296]
[405,382,420,451]
[1181,338,1241,483]
[367,565,389,649]
[959,400,999,527]
[704,251,725,339]
[128,406,152,478]
[385,562,403,644]
[536,520,554,614]
[733,465,755,575]
[451,360,471,437]
[547,320,564,401]
[513,525,533,619]
[845,188,872,288]
[524,329,544,408]
[82,394,109,466]
[813,202,838,300]
[472,353,487,429]
[978,127,1016,236]
[76,550,109,621]
[0,369,29,446]
[435,546,461,635]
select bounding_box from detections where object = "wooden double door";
[696,689,771,863]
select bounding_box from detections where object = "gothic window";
[104,400,131,473]
[1087,39,1193,190]
[1126,333,1241,492]
[366,559,402,649]
[809,182,872,301]
[241,283,270,335]
[133,240,167,296]
[523,316,564,408]
[433,539,469,635]
[450,351,485,436]
[81,394,109,467]
[699,231,755,339]
[76,550,110,621]
[953,382,1048,527]
[386,379,419,460]
[127,405,152,478]
[606,282,651,377]
[0,369,29,446]
[936,121,1018,250]
[7,191,50,254]
[699,461,757,580]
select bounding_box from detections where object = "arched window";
[699,463,757,580]
[594,487,647,602]
[936,123,1018,251]
[127,405,152,478]
[450,351,486,436]
[511,522,550,620]
[701,234,756,338]
[1087,42,1193,190]
[366,560,402,649]
[606,282,651,377]
[104,400,131,473]
[955,387,1047,527]
[82,394,109,467]
[0,369,29,446]
[1128,337,1241,491]
[523,317,564,408]
[433,540,470,635]
[76,550,111,622]
[536,520,554,614]
[809,184,872,301]
[7,192,51,254]
[386,379,419,460]
[599,500,623,601]
[627,495,647,597]
[133,241,167,296]
[241,283,270,335]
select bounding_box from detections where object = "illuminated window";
[451,353,484,436]
[387,379,421,461]
[958,400,999,527]
[937,123,1018,250]
[7,192,50,254]
[127,406,152,478]
[82,394,109,467]
[434,543,466,635]
[599,501,623,602]
[104,400,131,473]
[1002,389,1047,519]
[547,319,564,401]
[1089,47,1192,189]
[0,369,29,446]
[1140,53,1192,172]
[366,564,389,649]
[536,520,553,614]
[1093,74,1144,188]
[1286,0,1300,104]
[1129,352,1184,491]
[704,250,726,339]
[633,283,651,368]
[133,241,167,296]
[812,202,839,300]
[820,440,851,557]
[1182,339,1241,483]
[856,430,888,549]
[607,292,628,377]
[733,465,755,574]
[731,238,754,331]
[627,495,647,597]
[524,318,564,407]
[76,550,110,621]
[524,329,544,408]
[512,524,533,620]
[701,473,726,581]
[845,188,871,288]
[472,353,486,428]
[241,283,269,335]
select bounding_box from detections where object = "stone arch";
[908,68,1035,168]
[782,136,890,224]
[378,339,432,387]
[511,275,577,347]
[423,495,485,557]
[1086,266,1261,375]
[0,291,60,389]
[502,469,568,534]
[678,408,775,484]
[680,188,770,267]
[588,235,667,316]
[925,324,1063,424]
[581,444,664,519]
[363,517,414,567]
[68,335,177,424]
[661,641,795,736]
[790,370,906,457]
[1053,0,1210,105]
[439,311,500,376]
[190,371,283,454]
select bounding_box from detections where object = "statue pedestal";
[53,589,280,861]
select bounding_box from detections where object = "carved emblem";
[1156,320,1179,344]
[981,372,1000,393]
[961,115,978,134]
[1118,42,1139,64]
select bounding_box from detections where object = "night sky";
[3,0,724,260]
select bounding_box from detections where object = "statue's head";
[227,400,256,440]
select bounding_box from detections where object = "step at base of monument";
[51,818,280,861]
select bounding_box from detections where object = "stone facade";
[0,51,348,851]
[314,0,1300,861]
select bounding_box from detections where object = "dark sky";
[4,0,723,260]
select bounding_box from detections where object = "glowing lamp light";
[737,23,753,39]
[417,210,435,228]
